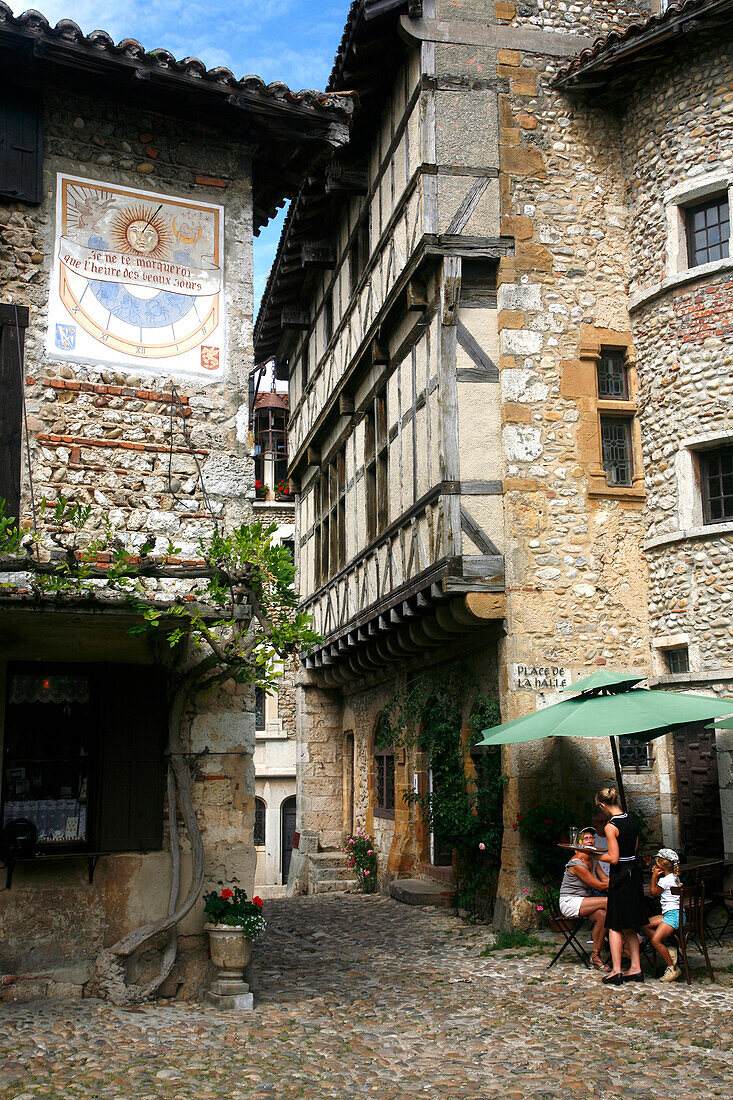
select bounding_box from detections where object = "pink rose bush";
[342,831,378,893]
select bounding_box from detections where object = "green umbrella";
[479,671,733,809]
[706,716,733,730]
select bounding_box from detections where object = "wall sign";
[514,664,569,691]
[47,174,225,378]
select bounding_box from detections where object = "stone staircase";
[307,850,359,895]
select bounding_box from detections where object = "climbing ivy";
[377,667,505,919]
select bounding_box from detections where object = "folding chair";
[672,885,715,985]
[545,895,591,970]
[709,889,733,946]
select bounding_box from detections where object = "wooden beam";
[281,307,310,330]
[325,164,368,195]
[301,240,336,269]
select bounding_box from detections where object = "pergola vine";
[0,497,318,1004]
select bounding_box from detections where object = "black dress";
[605,812,646,932]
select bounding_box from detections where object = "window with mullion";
[597,348,628,400]
[600,416,633,487]
[701,445,733,523]
[686,195,730,268]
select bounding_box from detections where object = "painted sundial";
[48,175,225,377]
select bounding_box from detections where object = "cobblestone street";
[1,895,732,1100]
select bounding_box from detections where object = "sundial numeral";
[136,347,147,355]
[100,333,109,342]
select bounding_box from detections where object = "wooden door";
[281,796,297,884]
[672,722,724,858]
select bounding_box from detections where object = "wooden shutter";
[0,86,43,203]
[0,304,29,523]
[94,665,168,852]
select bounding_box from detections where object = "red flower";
[253,896,263,908]
[221,888,233,900]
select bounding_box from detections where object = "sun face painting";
[47,175,225,378]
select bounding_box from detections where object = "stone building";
[555,0,733,865]
[255,0,732,920]
[0,5,350,998]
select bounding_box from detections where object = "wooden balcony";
[301,488,505,684]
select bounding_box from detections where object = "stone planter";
[203,924,253,1010]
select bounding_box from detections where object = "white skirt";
[559,895,583,919]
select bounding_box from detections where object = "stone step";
[311,866,357,883]
[389,878,452,907]
[309,851,349,869]
[312,879,358,895]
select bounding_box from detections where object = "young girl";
[643,848,683,982]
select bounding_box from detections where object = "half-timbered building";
[255,0,733,921]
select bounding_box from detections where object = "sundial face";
[48,176,225,378]
[125,219,160,254]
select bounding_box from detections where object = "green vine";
[377,666,505,919]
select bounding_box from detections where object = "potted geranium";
[275,478,291,501]
[254,479,267,500]
[342,832,378,893]
[203,886,266,975]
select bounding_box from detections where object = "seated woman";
[642,848,682,982]
[559,826,609,972]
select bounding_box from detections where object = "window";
[701,446,733,524]
[254,798,266,847]
[600,417,633,487]
[255,687,265,731]
[0,88,43,204]
[365,392,388,543]
[0,304,28,524]
[313,448,346,585]
[349,216,370,292]
[664,647,690,674]
[1,663,167,854]
[374,747,395,818]
[618,735,650,770]
[597,348,628,400]
[253,400,288,492]
[323,292,333,348]
[685,195,730,268]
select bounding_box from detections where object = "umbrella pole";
[609,736,627,812]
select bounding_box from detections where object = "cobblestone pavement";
[1,894,732,1100]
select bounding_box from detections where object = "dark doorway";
[281,795,297,884]
[673,722,724,858]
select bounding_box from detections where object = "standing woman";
[596,787,646,986]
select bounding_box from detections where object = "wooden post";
[609,736,627,812]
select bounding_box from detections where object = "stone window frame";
[675,429,733,536]
[664,169,733,282]
[576,327,645,502]
[651,632,699,684]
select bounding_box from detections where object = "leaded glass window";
[255,687,265,731]
[254,798,266,846]
[601,417,633,487]
[701,446,733,524]
[597,349,628,399]
[686,196,730,268]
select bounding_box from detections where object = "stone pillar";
[295,670,344,850]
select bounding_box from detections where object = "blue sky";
[9,1,351,308]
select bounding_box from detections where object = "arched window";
[373,713,395,820]
[254,797,266,847]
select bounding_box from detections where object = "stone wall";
[619,33,733,856]
[0,86,258,997]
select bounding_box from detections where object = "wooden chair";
[671,885,715,984]
[545,895,591,970]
